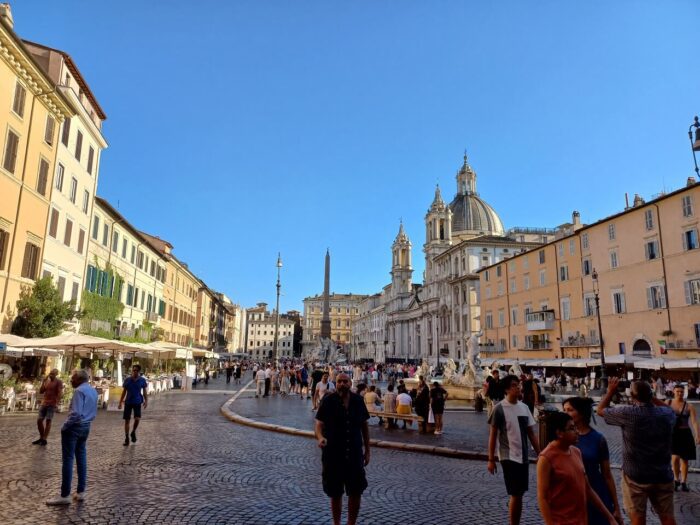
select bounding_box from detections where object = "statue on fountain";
[463,331,484,388]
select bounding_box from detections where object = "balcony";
[560,335,600,348]
[520,342,553,351]
[667,340,700,351]
[479,344,506,354]
[525,310,555,331]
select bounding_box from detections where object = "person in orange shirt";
[34,369,63,445]
[537,411,620,525]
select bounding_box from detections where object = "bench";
[367,409,424,428]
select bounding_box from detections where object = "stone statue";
[443,358,458,384]
[464,331,484,388]
[417,359,430,379]
[508,361,524,378]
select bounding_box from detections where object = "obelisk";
[320,249,331,340]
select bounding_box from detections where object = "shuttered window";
[45,116,55,145]
[37,158,49,196]
[71,282,79,302]
[684,279,700,305]
[64,219,73,247]
[3,130,19,173]
[87,146,95,174]
[683,229,698,251]
[20,242,40,279]
[0,228,8,270]
[77,229,85,254]
[69,177,78,204]
[49,209,59,238]
[647,286,666,309]
[61,118,71,147]
[92,216,100,240]
[57,276,66,299]
[12,82,26,117]
[75,131,83,161]
[55,163,64,191]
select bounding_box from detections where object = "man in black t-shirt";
[315,373,370,525]
[485,369,504,417]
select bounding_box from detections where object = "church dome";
[448,153,505,237]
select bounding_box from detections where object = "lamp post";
[592,269,608,389]
[272,253,282,364]
[688,116,700,178]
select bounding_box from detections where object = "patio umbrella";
[0,334,36,347]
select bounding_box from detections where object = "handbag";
[428,406,435,424]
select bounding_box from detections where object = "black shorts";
[322,462,368,498]
[301,380,309,388]
[123,403,142,420]
[501,460,529,496]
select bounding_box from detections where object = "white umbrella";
[0,334,36,347]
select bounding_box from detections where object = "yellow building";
[139,233,199,347]
[303,293,367,346]
[478,179,700,362]
[0,8,73,331]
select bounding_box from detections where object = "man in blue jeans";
[118,364,148,446]
[46,369,97,505]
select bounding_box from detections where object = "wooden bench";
[368,409,424,428]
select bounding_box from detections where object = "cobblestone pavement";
[236,382,700,469]
[0,375,697,525]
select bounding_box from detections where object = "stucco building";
[478,178,700,362]
[245,303,295,359]
[302,293,367,348]
[0,7,73,331]
[22,40,108,311]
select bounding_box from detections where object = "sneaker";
[46,496,71,506]
[73,492,86,502]
[681,483,689,492]
[32,438,43,445]
[123,437,130,446]
[130,431,136,443]
[675,480,681,491]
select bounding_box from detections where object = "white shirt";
[255,370,265,381]
[396,393,412,406]
[264,368,271,379]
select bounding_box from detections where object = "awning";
[664,359,700,370]
[633,358,666,370]
[4,347,63,357]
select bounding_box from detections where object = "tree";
[12,277,77,338]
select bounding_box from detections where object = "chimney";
[572,211,581,226]
[688,176,697,187]
[633,194,645,207]
[624,193,630,210]
[0,3,13,30]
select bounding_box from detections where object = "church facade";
[351,155,547,365]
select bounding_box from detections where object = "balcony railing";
[560,335,601,348]
[667,340,700,350]
[478,344,506,354]
[520,342,552,351]
[525,310,556,331]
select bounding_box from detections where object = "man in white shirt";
[255,368,266,398]
[314,373,334,409]
[487,374,540,525]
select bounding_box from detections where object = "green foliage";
[11,277,77,338]
[81,291,124,324]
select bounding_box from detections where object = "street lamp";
[591,269,608,389]
[688,116,700,178]
[272,253,282,364]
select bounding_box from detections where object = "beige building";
[245,303,295,359]
[139,233,199,347]
[303,293,367,346]
[478,179,700,362]
[84,197,167,336]
[22,41,108,310]
[0,8,73,331]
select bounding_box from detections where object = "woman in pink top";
[537,411,620,525]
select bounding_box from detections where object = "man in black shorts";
[315,373,370,525]
[118,365,148,446]
[486,375,539,525]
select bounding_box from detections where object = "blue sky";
[13,1,700,311]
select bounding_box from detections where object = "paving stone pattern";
[0,375,697,524]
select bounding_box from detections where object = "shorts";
[322,462,368,498]
[38,405,56,420]
[301,380,309,388]
[622,474,675,519]
[123,403,142,420]
[501,460,529,497]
